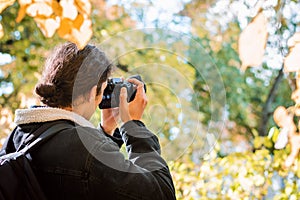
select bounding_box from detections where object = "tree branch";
[258,66,284,136]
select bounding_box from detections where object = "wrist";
[100,124,115,135]
[121,113,132,123]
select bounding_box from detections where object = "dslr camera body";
[99,75,146,109]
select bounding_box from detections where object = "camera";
[99,75,147,109]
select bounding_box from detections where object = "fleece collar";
[14,107,95,128]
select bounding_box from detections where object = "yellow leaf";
[284,185,293,196]
[253,136,264,149]
[253,174,265,187]
[264,137,273,149]
[34,16,60,37]
[0,0,15,13]
[271,127,280,143]
[238,13,268,71]
[26,2,53,17]
[74,0,91,15]
[0,23,4,38]
[60,0,78,20]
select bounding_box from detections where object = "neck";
[64,102,94,120]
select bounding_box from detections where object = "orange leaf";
[26,2,53,17]
[34,16,60,37]
[57,17,72,37]
[273,106,297,133]
[16,4,27,22]
[238,13,268,71]
[292,89,300,104]
[60,0,78,20]
[73,13,84,29]
[57,15,92,49]
[51,0,63,16]
[0,0,15,13]
[74,0,91,15]
[273,106,289,127]
[70,19,92,49]
[16,0,32,22]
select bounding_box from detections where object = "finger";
[136,84,146,97]
[119,87,128,105]
[128,79,146,96]
[119,87,132,122]
[103,108,115,113]
[128,78,143,87]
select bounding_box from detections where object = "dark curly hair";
[35,43,112,108]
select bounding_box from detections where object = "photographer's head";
[35,42,112,119]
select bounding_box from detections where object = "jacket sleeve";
[88,120,176,200]
[98,125,124,148]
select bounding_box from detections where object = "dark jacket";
[0,107,176,200]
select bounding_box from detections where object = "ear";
[89,85,98,102]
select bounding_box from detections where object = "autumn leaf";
[16,4,27,22]
[73,13,84,29]
[57,17,72,36]
[287,32,300,46]
[238,13,268,71]
[69,18,92,49]
[34,16,60,37]
[284,32,300,72]
[292,89,300,105]
[60,0,78,20]
[26,2,53,17]
[51,0,62,16]
[0,0,15,13]
[284,132,300,168]
[58,16,92,49]
[14,0,93,48]
[273,106,295,129]
[75,0,91,15]
[16,0,32,22]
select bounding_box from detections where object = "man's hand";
[101,108,119,135]
[119,78,148,123]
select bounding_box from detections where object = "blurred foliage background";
[1,0,300,199]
